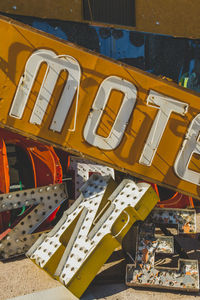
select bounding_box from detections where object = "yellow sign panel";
[0,16,200,199]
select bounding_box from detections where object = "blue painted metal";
[29,19,145,65]
[95,27,144,61]
[32,20,68,40]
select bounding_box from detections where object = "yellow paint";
[0,16,200,198]
[29,180,158,298]
[64,186,158,298]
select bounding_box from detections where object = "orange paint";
[142,248,149,263]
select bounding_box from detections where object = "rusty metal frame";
[126,208,199,291]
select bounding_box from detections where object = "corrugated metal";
[83,0,135,27]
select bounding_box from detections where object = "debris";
[126,208,199,291]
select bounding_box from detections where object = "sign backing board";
[0,16,200,199]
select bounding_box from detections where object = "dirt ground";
[1,211,200,300]
[1,255,200,300]
[0,257,60,300]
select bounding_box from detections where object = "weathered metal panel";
[1,16,200,199]
[0,0,82,23]
[68,156,114,199]
[27,175,158,298]
[126,208,199,291]
[83,0,135,27]
[135,0,200,38]
[0,183,68,259]
[1,1,200,38]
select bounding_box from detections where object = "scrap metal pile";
[1,144,199,297]
[0,3,200,298]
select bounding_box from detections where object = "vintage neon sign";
[9,50,81,133]
[27,174,158,298]
[7,49,197,186]
[126,208,199,291]
[0,183,68,259]
[0,16,200,198]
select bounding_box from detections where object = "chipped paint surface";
[126,208,199,291]
[1,17,200,199]
[149,208,196,233]
[0,183,68,259]
[0,184,66,212]
[69,156,114,199]
[27,175,158,298]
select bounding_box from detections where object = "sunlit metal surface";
[27,174,158,298]
[126,208,199,291]
[0,183,68,259]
